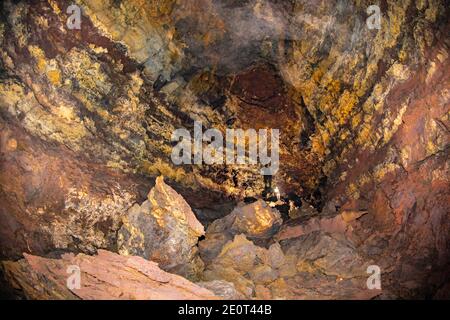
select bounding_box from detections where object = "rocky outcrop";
[196,280,245,300]
[231,200,283,239]
[200,232,380,300]
[209,200,282,238]
[118,176,205,279]
[199,200,282,263]
[276,209,367,241]
[1,250,218,300]
[0,0,448,299]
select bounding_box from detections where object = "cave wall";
[0,0,448,298]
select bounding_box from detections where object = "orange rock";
[2,250,218,300]
[118,176,205,278]
[340,210,368,223]
[275,210,367,241]
[231,200,282,239]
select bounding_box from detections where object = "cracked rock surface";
[118,176,205,279]
[0,0,449,299]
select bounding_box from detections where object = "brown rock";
[118,176,205,278]
[148,176,205,237]
[278,255,298,278]
[231,200,283,239]
[266,243,286,269]
[249,265,278,285]
[199,200,282,263]
[1,250,218,300]
[282,231,369,279]
[255,285,272,300]
[202,267,254,298]
[213,234,257,273]
[276,209,367,241]
[198,232,233,265]
[196,280,245,300]
[269,278,291,299]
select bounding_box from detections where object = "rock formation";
[0,0,448,299]
[2,249,217,300]
[118,176,205,279]
[200,232,381,299]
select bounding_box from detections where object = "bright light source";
[274,187,280,201]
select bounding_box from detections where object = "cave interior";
[0,0,449,300]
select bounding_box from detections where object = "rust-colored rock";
[276,210,367,241]
[196,280,245,300]
[231,200,283,239]
[1,250,218,300]
[0,0,448,300]
[118,176,205,278]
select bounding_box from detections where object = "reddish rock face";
[118,176,205,279]
[0,0,449,300]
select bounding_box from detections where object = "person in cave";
[262,174,275,201]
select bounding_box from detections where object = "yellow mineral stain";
[6,138,17,151]
[47,69,61,86]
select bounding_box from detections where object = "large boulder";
[231,200,283,239]
[196,280,245,300]
[202,234,279,298]
[281,231,370,279]
[199,200,282,264]
[118,176,205,279]
[1,250,217,300]
[276,209,368,241]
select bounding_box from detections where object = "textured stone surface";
[0,0,448,299]
[282,231,369,279]
[118,176,204,278]
[231,200,283,239]
[1,250,217,300]
[196,280,244,300]
[199,200,282,263]
[200,232,380,299]
[276,209,367,241]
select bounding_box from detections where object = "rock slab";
[118,176,205,278]
[1,250,217,300]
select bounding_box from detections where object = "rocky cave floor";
[0,176,387,300]
[0,0,449,299]
[0,173,447,300]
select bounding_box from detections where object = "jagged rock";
[0,0,448,299]
[281,231,369,279]
[118,176,205,278]
[196,280,244,300]
[266,231,382,299]
[202,234,284,298]
[200,231,380,299]
[265,242,286,269]
[1,250,218,300]
[198,232,233,265]
[199,200,282,263]
[249,265,279,285]
[212,235,259,273]
[276,210,367,241]
[231,200,283,239]
[202,235,260,297]
[207,200,282,240]
[203,267,255,298]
